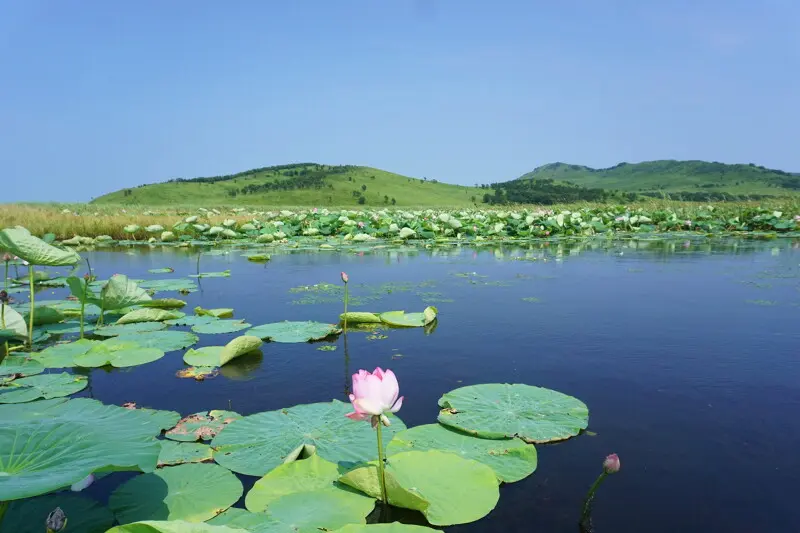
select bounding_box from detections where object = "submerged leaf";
[165,410,241,442]
[246,321,341,343]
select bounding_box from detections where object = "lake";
[9,236,800,532]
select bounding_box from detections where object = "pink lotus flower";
[341,271,349,283]
[358,221,365,228]
[603,453,620,474]
[312,208,318,213]
[346,367,403,424]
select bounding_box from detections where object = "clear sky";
[1,1,798,202]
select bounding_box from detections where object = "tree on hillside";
[358,196,366,205]
[384,195,389,204]
[391,198,396,205]
[361,184,367,192]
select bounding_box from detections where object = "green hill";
[91,163,486,207]
[516,160,800,196]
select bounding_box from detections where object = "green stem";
[1,303,7,363]
[0,500,8,529]
[3,259,8,291]
[580,471,607,528]
[79,279,88,340]
[27,265,35,350]
[343,283,348,333]
[375,420,388,503]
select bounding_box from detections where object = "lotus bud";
[83,273,91,281]
[341,271,349,284]
[603,453,620,474]
[1,253,11,262]
[0,290,8,304]
[380,414,391,427]
[46,507,67,532]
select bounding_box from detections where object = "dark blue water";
[59,238,800,532]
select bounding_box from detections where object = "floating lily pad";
[189,270,231,278]
[0,372,87,403]
[38,320,95,335]
[192,319,251,335]
[108,521,242,533]
[206,508,273,531]
[24,305,65,325]
[101,274,152,310]
[94,321,168,337]
[141,298,187,309]
[175,366,219,381]
[387,423,537,483]
[165,410,241,442]
[0,355,44,383]
[246,321,341,343]
[379,306,437,328]
[138,278,198,294]
[340,450,499,526]
[0,397,177,500]
[158,440,213,467]
[183,336,262,367]
[245,455,341,512]
[109,463,243,524]
[117,309,184,325]
[437,383,589,443]
[211,400,406,477]
[165,315,216,327]
[33,339,100,368]
[75,338,165,368]
[3,493,115,533]
[194,306,234,318]
[148,268,175,274]
[335,524,440,533]
[115,330,199,352]
[339,312,382,324]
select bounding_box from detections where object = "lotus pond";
[1,228,799,532]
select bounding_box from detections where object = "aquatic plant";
[580,453,621,532]
[341,271,349,332]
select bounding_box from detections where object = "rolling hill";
[515,160,800,196]
[92,163,485,207]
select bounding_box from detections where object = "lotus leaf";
[0,226,80,266]
[138,278,198,293]
[3,493,115,533]
[117,308,184,325]
[245,254,271,263]
[379,306,437,328]
[94,321,168,337]
[246,321,341,343]
[437,383,589,443]
[206,508,274,531]
[75,338,165,368]
[148,267,175,274]
[115,330,199,352]
[165,410,241,442]
[33,339,100,368]
[141,298,187,309]
[194,306,234,318]
[109,463,243,524]
[0,397,177,500]
[123,225,141,234]
[0,372,87,403]
[245,455,340,512]
[340,450,499,526]
[191,319,251,335]
[182,346,224,367]
[108,521,241,532]
[211,400,406,477]
[158,440,213,467]
[101,274,152,310]
[338,312,382,324]
[189,270,231,278]
[0,355,44,383]
[165,315,216,327]
[145,225,165,233]
[387,423,537,483]
[38,319,95,335]
[334,525,440,533]
[0,305,27,339]
[23,305,65,325]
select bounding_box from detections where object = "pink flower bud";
[1,253,11,262]
[603,453,620,474]
[341,271,349,283]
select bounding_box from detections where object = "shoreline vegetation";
[2,201,798,242]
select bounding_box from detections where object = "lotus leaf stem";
[1,303,7,361]
[375,419,388,503]
[27,265,35,349]
[79,278,88,339]
[579,471,607,532]
[343,282,349,332]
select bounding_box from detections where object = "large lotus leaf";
[0,372,87,403]
[0,226,80,266]
[245,455,341,512]
[141,298,187,309]
[0,355,44,383]
[0,304,27,339]
[334,525,440,533]
[101,274,152,310]
[74,338,165,368]
[189,270,231,278]
[437,383,589,443]
[158,440,213,467]
[206,508,274,531]
[109,463,243,524]
[165,410,241,442]
[182,346,224,367]
[379,307,437,328]
[23,305,65,326]
[67,275,100,305]
[192,319,251,335]
[138,279,198,293]
[339,312,382,324]
[0,398,177,500]
[194,307,234,318]
[115,330,199,352]
[38,319,95,335]
[3,493,115,533]
[387,423,537,483]
[33,338,100,368]
[94,321,169,336]
[211,400,406,477]
[246,321,341,343]
[108,521,242,533]
[166,315,216,327]
[117,308,184,325]
[340,450,499,526]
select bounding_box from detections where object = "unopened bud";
[83,273,91,281]
[0,290,8,304]
[380,414,391,427]
[1,253,11,262]
[46,507,67,532]
[341,271,349,283]
[603,453,620,474]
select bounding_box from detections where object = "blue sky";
[1,0,798,202]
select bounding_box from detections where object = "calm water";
[47,237,800,532]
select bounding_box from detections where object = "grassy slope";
[517,160,797,195]
[92,165,487,207]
